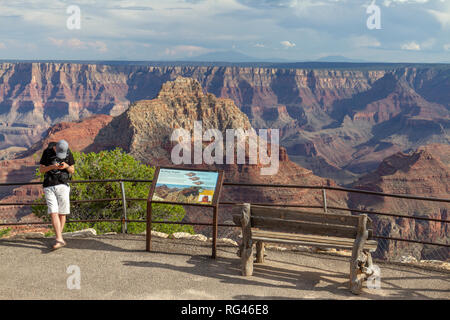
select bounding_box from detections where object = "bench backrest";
[234,204,373,239]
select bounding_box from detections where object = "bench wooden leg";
[361,250,374,276]
[350,215,369,295]
[256,241,265,263]
[241,242,254,276]
[241,203,253,276]
[350,248,366,294]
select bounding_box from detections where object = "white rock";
[316,247,337,253]
[151,231,169,239]
[323,248,338,253]
[172,232,193,239]
[190,234,208,242]
[172,232,207,241]
[265,244,287,251]
[139,230,170,238]
[63,228,97,238]
[335,249,352,257]
[401,255,418,263]
[419,260,443,265]
[207,237,238,246]
[13,232,45,239]
[293,245,313,253]
[218,238,238,246]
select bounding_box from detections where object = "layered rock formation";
[1,78,343,238]
[349,144,449,261]
[1,62,448,183]
[85,77,345,233]
[19,114,114,158]
[88,77,253,164]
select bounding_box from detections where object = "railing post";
[322,188,328,213]
[119,181,127,233]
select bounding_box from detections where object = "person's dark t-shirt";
[39,145,75,188]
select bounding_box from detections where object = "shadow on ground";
[0,237,142,254]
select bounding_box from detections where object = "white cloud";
[401,41,421,50]
[383,0,431,6]
[48,37,108,53]
[1,0,450,62]
[48,37,64,47]
[427,9,450,29]
[164,45,212,57]
[351,35,381,48]
[444,43,450,51]
[421,38,436,49]
[280,40,296,48]
[90,41,108,53]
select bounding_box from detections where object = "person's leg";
[56,184,71,244]
[59,214,66,235]
[51,213,64,242]
[44,187,64,243]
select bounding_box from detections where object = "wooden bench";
[232,203,378,295]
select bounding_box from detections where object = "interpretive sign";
[151,168,220,206]
[146,166,224,258]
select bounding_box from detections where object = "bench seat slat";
[251,216,358,239]
[251,205,362,227]
[252,230,378,252]
[252,229,359,244]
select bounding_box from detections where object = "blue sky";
[0,0,449,62]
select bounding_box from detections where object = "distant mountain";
[182,50,289,63]
[316,55,367,63]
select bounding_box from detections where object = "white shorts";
[44,185,71,215]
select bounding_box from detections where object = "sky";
[0,0,449,63]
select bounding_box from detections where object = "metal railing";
[0,179,449,260]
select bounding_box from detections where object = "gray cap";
[55,140,69,159]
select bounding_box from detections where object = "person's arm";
[65,149,75,175]
[39,164,58,174]
[53,162,75,174]
[66,164,75,175]
[39,149,55,174]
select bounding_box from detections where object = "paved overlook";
[0,233,448,300]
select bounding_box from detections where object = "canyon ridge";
[1,62,448,183]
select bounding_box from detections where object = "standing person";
[39,140,75,250]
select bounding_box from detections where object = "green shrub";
[32,148,194,235]
[0,228,11,238]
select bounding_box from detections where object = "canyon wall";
[349,144,449,261]
[1,62,448,180]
